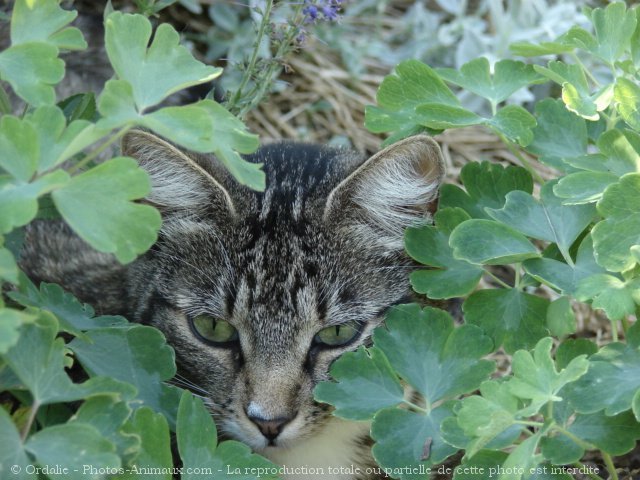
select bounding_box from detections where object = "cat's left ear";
[324,135,445,248]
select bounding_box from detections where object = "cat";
[21,130,445,480]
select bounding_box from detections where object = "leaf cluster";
[318,3,640,479]
[0,1,275,477]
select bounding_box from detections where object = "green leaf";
[25,424,120,479]
[546,296,576,338]
[415,104,536,147]
[463,289,549,353]
[593,129,640,176]
[0,170,69,234]
[440,161,533,219]
[510,41,574,57]
[499,433,542,480]
[566,342,640,418]
[119,407,172,480]
[488,105,537,147]
[581,2,637,64]
[450,219,539,265]
[177,391,279,480]
[69,325,183,427]
[556,338,598,370]
[534,61,610,121]
[10,282,127,336]
[177,391,218,478]
[615,77,640,130]
[507,337,589,416]
[2,312,135,405]
[526,99,588,171]
[97,82,264,190]
[415,103,484,129]
[11,0,86,50]
[406,209,483,299]
[371,404,458,478]
[314,347,404,420]
[487,181,595,253]
[0,116,38,182]
[437,58,544,106]
[52,157,161,263]
[58,92,98,123]
[592,173,640,271]
[0,408,32,480]
[553,171,618,204]
[25,105,91,171]
[0,247,18,284]
[70,396,139,460]
[105,12,222,110]
[373,305,494,403]
[575,274,640,321]
[0,43,64,106]
[453,451,510,480]
[523,235,605,295]
[364,59,458,138]
[454,380,520,456]
[540,412,640,463]
[0,308,34,354]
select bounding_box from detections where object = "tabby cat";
[21,130,445,480]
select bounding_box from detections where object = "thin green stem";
[553,425,595,451]
[621,316,630,335]
[570,53,600,87]
[496,132,545,185]
[514,265,522,290]
[227,0,274,116]
[515,420,544,428]
[484,269,512,289]
[611,320,619,343]
[403,399,430,415]
[236,3,304,119]
[558,244,575,268]
[602,452,619,480]
[21,401,39,441]
[67,127,131,174]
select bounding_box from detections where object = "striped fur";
[21,132,444,479]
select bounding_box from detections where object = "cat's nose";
[247,413,293,441]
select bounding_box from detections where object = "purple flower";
[302,0,342,24]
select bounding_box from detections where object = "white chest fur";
[263,418,372,480]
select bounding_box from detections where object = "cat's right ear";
[122,130,235,218]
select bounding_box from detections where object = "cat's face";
[123,132,443,452]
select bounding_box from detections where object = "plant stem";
[622,316,631,334]
[484,269,512,289]
[611,320,619,343]
[496,132,545,185]
[21,401,39,441]
[570,53,600,87]
[553,425,595,451]
[602,452,619,480]
[67,126,132,174]
[227,0,274,116]
[515,420,544,428]
[404,399,430,415]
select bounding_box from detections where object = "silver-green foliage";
[317,3,640,479]
[0,1,274,478]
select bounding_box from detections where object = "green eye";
[191,315,238,345]
[314,322,360,347]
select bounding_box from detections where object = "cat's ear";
[122,130,235,217]
[324,135,444,248]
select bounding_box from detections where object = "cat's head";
[123,131,444,451]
